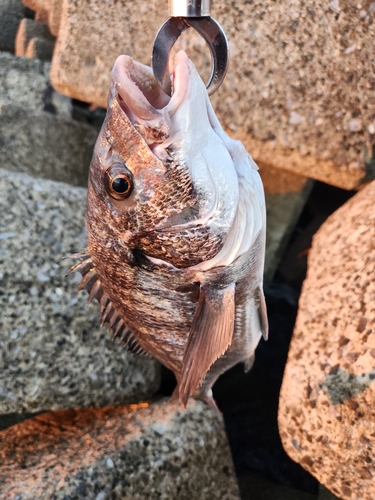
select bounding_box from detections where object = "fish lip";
[110,51,190,129]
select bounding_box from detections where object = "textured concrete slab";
[0,0,26,53]
[15,18,55,61]
[50,0,375,189]
[0,399,240,499]
[278,180,375,499]
[0,168,160,415]
[0,102,96,185]
[0,52,70,115]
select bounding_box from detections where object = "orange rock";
[49,0,375,190]
[278,180,375,499]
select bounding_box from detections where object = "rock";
[0,103,96,185]
[0,399,240,499]
[25,33,55,61]
[0,52,71,116]
[50,0,375,189]
[0,168,160,414]
[261,166,313,284]
[15,18,55,61]
[0,0,26,53]
[23,0,63,36]
[278,180,375,499]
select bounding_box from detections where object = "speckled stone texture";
[0,0,26,53]
[15,18,55,61]
[0,52,97,185]
[0,399,240,499]
[0,168,160,414]
[278,180,375,499]
[50,0,375,189]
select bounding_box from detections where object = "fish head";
[87,51,241,268]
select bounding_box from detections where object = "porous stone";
[0,103,96,185]
[0,52,71,116]
[0,399,240,499]
[15,18,55,61]
[22,0,63,36]
[278,180,375,499]
[50,0,375,189]
[0,168,160,414]
[25,33,55,60]
[0,0,26,53]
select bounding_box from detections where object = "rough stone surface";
[0,103,96,185]
[0,168,160,414]
[15,18,55,61]
[50,0,375,189]
[0,399,240,499]
[23,0,63,36]
[0,52,71,116]
[0,0,26,53]
[278,180,375,499]
[261,167,313,284]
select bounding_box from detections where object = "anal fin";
[179,283,235,407]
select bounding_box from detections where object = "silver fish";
[68,51,268,409]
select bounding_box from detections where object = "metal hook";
[152,1,229,96]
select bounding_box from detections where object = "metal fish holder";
[152,0,229,96]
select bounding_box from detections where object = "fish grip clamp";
[152,0,229,96]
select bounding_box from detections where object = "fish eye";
[105,164,133,200]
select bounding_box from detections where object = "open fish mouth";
[111,52,192,148]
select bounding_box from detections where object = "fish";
[67,50,268,409]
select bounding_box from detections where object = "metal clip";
[152,0,229,96]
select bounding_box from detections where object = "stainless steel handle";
[169,0,211,17]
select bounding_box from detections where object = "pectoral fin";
[257,287,268,341]
[179,283,235,407]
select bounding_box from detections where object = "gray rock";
[0,399,240,499]
[0,168,160,414]
[0,52,71,116]
[25,34,55,61]
[0,102,96,186]
[0,0,26,53]
[15,18,55,61]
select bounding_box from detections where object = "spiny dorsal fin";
[179,283,235,407]
[65,251,149,356]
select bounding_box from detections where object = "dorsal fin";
[65,251,149,357]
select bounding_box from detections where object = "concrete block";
[50,0,375,190]
[0,52,71,116]
[278,180,375,499]
[0,399,240,499]
[0,103,95,185]
[0,0,26,53]
[0,168,160,414]
[25,34,55,60]
[15,18,55,61]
